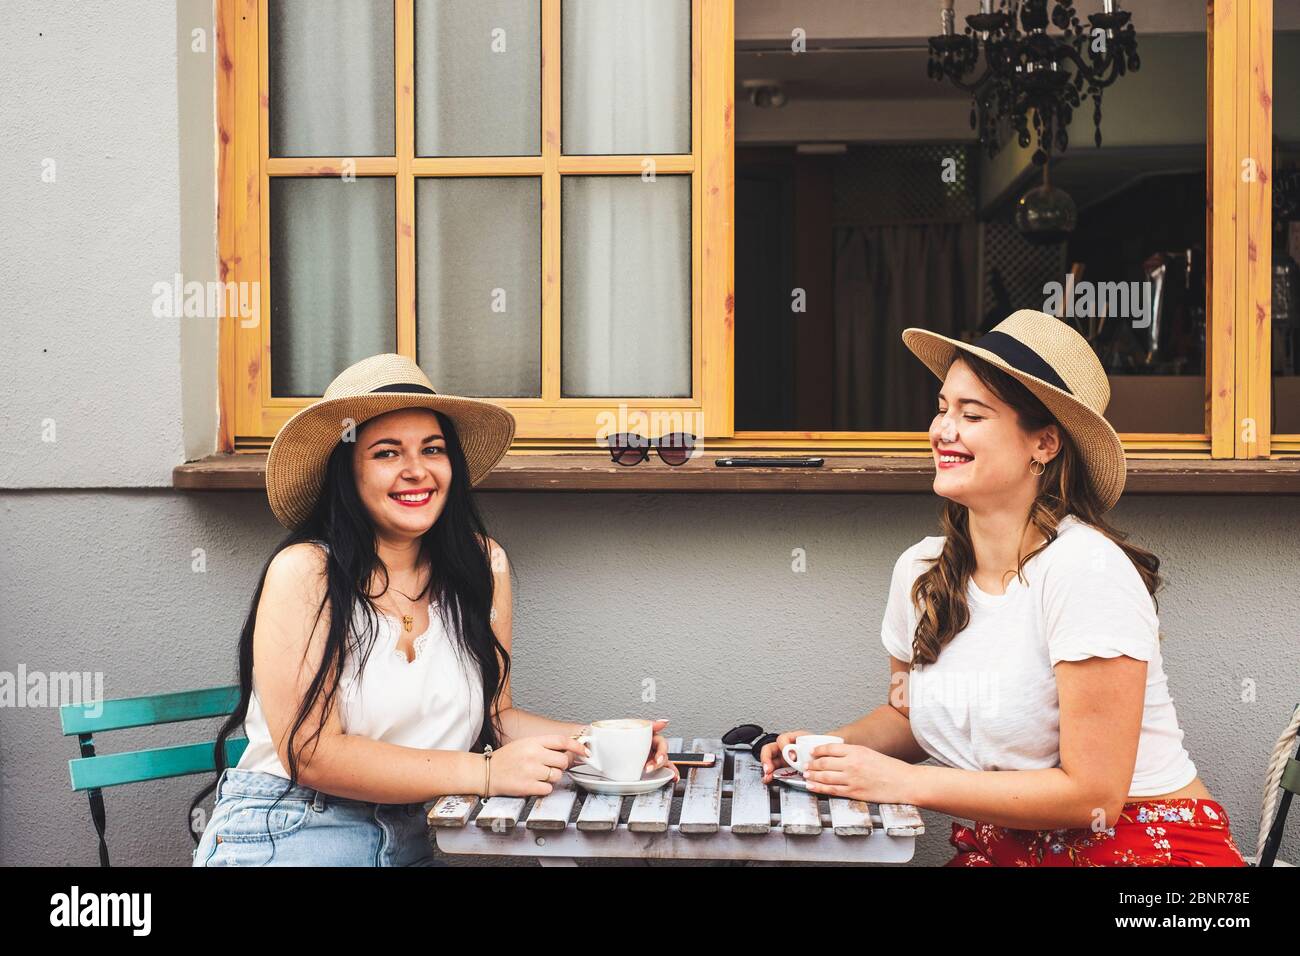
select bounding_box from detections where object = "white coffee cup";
[575,719,653,782]
[781,734,843,773]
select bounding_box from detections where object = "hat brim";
[901,328,1126,511]
[265,391,516,529]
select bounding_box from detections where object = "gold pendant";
[402,615,413,632]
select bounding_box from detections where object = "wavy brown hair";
[909,352,1161,667]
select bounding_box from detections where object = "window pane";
[1055,30,1207,435]
[735,9,1207,433]
[562,176,691,397]
[562,0,690,155]
[270,178,396,397]
[415,0,540,157]
[269,0,394,157]
[1274,4,1300,434]
[416,178,541,397]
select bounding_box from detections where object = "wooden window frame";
[1215,0,1274,459]
[1248,0,1300,459]
[217,0,735,451]
[219,1,1285,464]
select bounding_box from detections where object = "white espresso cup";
[781,734,843,774]
[575,719,654,782]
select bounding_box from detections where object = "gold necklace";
[370,559,431,633]
[379,579,427,633]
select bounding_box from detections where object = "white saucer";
[568,765,675,796]
[772,767,811,791]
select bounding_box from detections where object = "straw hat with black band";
[901,308,1126,511]
[265,353,516,530]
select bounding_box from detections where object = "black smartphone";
[714,457,825,468]
[668,752,716,768]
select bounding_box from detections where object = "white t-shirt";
[880,514,1198,797]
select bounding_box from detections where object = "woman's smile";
[389,488,435,507]
[936,450,975,469]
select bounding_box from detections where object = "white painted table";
[429,737,924,865]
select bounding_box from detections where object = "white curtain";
[270,0,695,399]
[417,178,542,397]
[269,0,397,396]
[561,177,691,397]
[270,178,396,397]
[415,0,540,157]
[561,0,690,155]
[269,0,394,156]
[560,0,692,397]
[833,222,980,430]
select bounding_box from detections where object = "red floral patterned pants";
[946,799,1248,867]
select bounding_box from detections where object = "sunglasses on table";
[602,432,698,467]
[721,723,780,762]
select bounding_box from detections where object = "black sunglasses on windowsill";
[721,723,780,761]
[602,432,698,467]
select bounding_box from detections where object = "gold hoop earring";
[1029,459,1045,476]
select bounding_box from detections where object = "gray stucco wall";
[0,1,1296,869]
[0,1,212,489]
[2,491,1298,866]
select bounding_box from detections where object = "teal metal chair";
[59,685,247,866]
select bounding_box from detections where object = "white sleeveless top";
[237,543,486,779]
[880,515,1198,797]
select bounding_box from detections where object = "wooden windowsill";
[174,452,1300,494]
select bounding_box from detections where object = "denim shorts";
[192,767,444,867]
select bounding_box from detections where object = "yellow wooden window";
[218,0,734,451]
[219,1,1282,463]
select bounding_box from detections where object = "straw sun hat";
[901,309,1125,511]
[265,354,516,529]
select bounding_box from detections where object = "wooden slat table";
[430,737,924,865]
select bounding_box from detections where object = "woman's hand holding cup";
[488,735,588,797]
[574,718,679,783]
[760,729,814,783]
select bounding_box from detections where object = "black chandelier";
[927,0,1140,166]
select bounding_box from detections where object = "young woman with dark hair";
[190,355,674,866]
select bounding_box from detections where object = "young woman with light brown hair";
[762,310,1248,866]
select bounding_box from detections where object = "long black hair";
[189,411,510,842]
